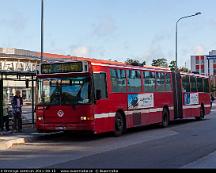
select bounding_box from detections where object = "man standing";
[12,90,23,132]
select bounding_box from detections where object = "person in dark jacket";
[211,94,215,108]
[11,90,23,132]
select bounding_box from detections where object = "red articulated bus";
[35,60,211,136]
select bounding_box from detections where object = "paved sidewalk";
[0,124,58,150]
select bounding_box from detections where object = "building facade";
[0,47,123,103]
[191,50,216,76]
[191,50,216,95]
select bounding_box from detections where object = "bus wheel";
[114,112,125,137]
[161,108,169,128]
[37,129,47,133]
[196,106,205,121]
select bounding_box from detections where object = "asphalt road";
[1,106,216,169]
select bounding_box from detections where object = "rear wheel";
[196,105,205,120]
[161,108,169,128]
[114,112,125,137]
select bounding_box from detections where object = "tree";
[169,60,176,71]
[125,59,146,67]
[178,67,190,73]
[151,58,168,67]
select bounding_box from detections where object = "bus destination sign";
[41,62,84,74]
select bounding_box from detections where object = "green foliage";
[178,67,190,73]
[169,61,176,71]
[151,58,168,67]
[125,59,146,67]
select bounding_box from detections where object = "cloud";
[0,12,27,32]
[71,46,90,57]
[92,16,117,38]
[142,33,172,65]
[192,45,206,55]
[143,44,165,65]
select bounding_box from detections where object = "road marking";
[0,128,178,168]
[182,150,216,168]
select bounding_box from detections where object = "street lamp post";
[175,12,201,69]
[174,12,201,119]
[41,0,44,64]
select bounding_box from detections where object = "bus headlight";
[38,117,43,121]
[80,116,94,121]
[81,116,87,121]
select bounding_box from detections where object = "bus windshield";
[38,76,91,105]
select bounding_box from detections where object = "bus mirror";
[96,89,102,100]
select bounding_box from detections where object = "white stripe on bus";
[205,104,211,108]
[95,107,168,119]
[183,105,201,109]
[94,113,115,119]
[94,104,209,119]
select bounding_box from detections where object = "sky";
[0,0,216,68]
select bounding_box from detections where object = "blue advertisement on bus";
[128,93,154,110]
[184,93,199,105]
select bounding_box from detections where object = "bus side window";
[197,77,204,92]
[93,73,108,100]
[127,70,141,92]
[156,72,165,92]
[165,73,171,91]
[143,71,155,92]
[190,76,197,92]
[204,78,210,93]
[182,75,190,92]
[110,69,126,93]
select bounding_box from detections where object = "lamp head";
[195,12,202,15]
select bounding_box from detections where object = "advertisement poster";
[128,93,154,110]
[184,93,199,105]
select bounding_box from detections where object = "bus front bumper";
[36,121,95,132]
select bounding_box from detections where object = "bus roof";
[36,52,208,78]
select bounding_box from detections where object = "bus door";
[172,72,183,119]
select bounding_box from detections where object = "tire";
[37,129,48,133]
[114,112,125,137]
[196,106,205,121]
[161,108,169,128]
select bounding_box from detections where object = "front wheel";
[114,112,125,137]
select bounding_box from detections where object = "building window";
[214,69,216,75]
[144,71,155,92]
[110,69,126,93]
[196,58,204,64]
[127,70,142,92]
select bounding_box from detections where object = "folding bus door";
[172,72,183,119]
